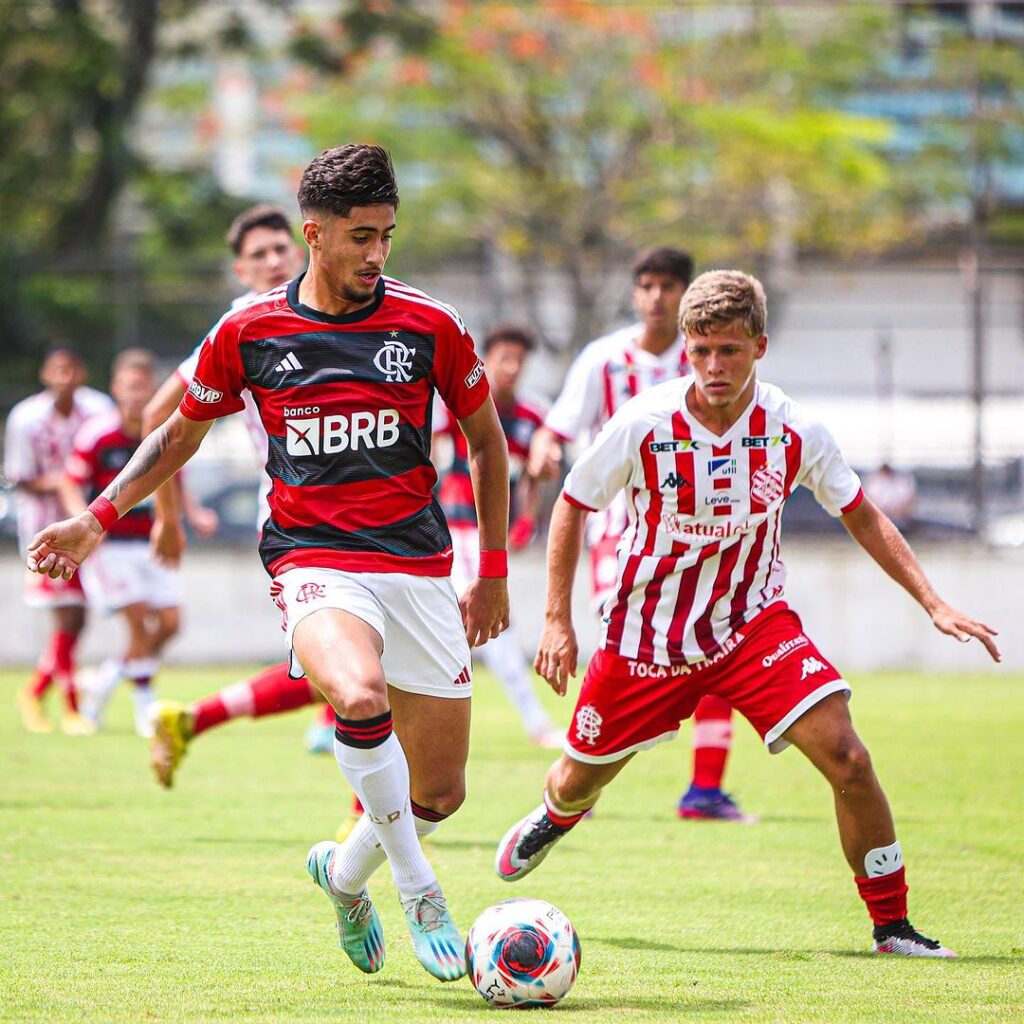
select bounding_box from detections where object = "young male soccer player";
[27,144,510,982]
[496,270,1000,957]
[529,248,749,821]
[61,349,181,737]
[6,347,112,734]
[435,323,561,748]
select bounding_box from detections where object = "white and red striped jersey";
[4,386,113,552]
[562,376,863,666]
[545,324,688,444]
[546,325,688,543]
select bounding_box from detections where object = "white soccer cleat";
[872,919,956,958]
[495,804,571,882]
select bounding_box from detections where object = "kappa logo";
[295,582,326,604]
[274,352,303,373]
[188,377,223,404]
[464,360,485,388]
[750,465,785,505]
[575,704,603,746]
[800,656,827,680]
[373,337,416,382]
[284,407,401,456]
[661,471,691,489]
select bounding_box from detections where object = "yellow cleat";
[149,701,195,788]
[17,688,52,733]
[60,711,97,736]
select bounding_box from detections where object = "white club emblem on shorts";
[575,704,603,746]
[750,465,785,505]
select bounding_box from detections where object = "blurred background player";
[434,323,562,748]
[527,247,751,822]
[62,349,181,736]
[864,462,918,534]
[6,347,112,734]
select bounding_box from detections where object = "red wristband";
[87,497,119,532]
[478,549,508,578]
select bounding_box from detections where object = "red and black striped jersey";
[178,274,490,577]
[435,396,543,527]
[66,410,153,541]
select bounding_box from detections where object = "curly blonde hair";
[679,270,766,338]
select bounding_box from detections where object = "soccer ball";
[465,897,581,1009]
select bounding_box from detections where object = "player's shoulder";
[213,282,292,340]
[7,390,51,425]
[574,324,639,368]
[71,408,122,450]
[381,276,467,334]
[756,380,833,445]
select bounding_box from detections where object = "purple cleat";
[677,785,757,823]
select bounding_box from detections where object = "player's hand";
[527,430,563,481]
[150,515,186,567]
[534,618,578,696]
[508,515,535,551]
[460,577,510,648]
[26,512,104,580]
[930,603,1001,662]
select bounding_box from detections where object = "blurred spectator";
[864,463,918,531]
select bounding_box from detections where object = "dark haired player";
[27,144,510,983]
[529,248,750,822]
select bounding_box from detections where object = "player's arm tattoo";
[104,424,172,503]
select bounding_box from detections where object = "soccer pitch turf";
[2,667,1021,1023]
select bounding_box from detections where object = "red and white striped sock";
[691,694,734,790]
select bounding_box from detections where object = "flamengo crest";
[373,338,416,382]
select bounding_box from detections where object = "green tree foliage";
[299,1,902,350]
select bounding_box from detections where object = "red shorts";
[566,603,849,763]
[23,567,85,608]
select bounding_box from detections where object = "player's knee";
[327,682,389,721]
[547,758,600,809]
[414,777,466,817]
[829,735,874,790]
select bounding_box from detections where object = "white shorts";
[23,567,87,609]
[272,567,473,699]
[80,540,182,614]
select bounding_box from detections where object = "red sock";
[193,663,311,735]
[352,794,364,815]
[29,633,59,697]
[52,631,80,711]
[855,867,909,926]
[691,694,733,790]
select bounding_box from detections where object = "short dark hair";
[482,323,536,355]
[226,204,293,255]
[632,247,693,286]
[42,345,85,367]
[111,347,157,376]
[297,145,400,218]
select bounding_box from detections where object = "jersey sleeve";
[178,316,247,421]
[429,319,490,421]
[796,421,863,517]
[545,343,604,442]
[562,412,639,512]
[3,406,39,483]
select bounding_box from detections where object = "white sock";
[479,628,554,735]
[333,732,438,897]
[130,684,156,738]
[82,658,123,725]
[331,813,441,896]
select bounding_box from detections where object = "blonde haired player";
[496,270,999,957]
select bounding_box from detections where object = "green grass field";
[1,667,1022,1023]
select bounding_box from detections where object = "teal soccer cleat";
[400,888,466,982]
[306,841,385,973]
